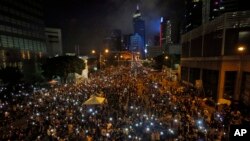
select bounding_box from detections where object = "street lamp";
[165,55,173,79]
[105,49,109,53]
[165,55,170,77]
[91,49,99,70]
[237,46,246,52]
[91,49,109,70]
[103,49,109,67]
[235,45,246,101]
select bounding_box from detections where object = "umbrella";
[83,95,106,105]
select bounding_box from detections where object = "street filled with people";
[1,66,250,141]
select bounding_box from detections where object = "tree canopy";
[0,67,23,84]
[152,54,180,70]
[42,56,85,82]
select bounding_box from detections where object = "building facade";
[181,11,250,106]
[183,0,202,33]
[0,0,46,75]
[122,34,132,51]
[130,33,144,55]
[186,0,249,32]
[160,17,181,70]
[45,27,62,57]
[132,5,145,59]
[160,17,173,53]
[202,0,250,24]
[146,45,163,59]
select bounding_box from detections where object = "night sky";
[44,0,185,55]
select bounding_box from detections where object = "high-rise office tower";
[0,0,46,72]
[220,0,249,13]
[209,0,221,20]
[202,0,250,23]
[110,29,122,51]
[161,17,181,44]
[160,17,166,48]
[132,5,145,59]
[160,17,172,51]
[130,33,143,54]
[183,0,202,33]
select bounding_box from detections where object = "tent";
[218,98,231,106]
[83,95,107,105]
[48,79,58,85]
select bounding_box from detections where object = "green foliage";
[152,54,165,70]
[0,67,23,84]
[152,54,180,70]
[142,60,151,68]
[41,56,85,81]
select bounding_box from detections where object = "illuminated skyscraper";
[160,17,181,46]
[130,33,143,53]
[160,17,166,48]
[132,5,145,59]
[160,17,172,51]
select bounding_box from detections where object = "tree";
[152,54,166,70]
[142,60,151,68]
[0,67,23,84]
[42,56,85,83]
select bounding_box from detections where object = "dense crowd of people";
[0,66,250,141]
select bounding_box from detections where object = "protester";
[0,65,247,140]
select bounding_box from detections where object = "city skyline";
[0,1,250,140]
[44,0,185,54]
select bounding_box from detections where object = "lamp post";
[91,49,109,70]
[91,49,98,70]
[237,46,246,52]
[165,55,171,78]
[104,49,109,54]
[120,55,123,66]
[235,45,246,101]
[165,56,169,60]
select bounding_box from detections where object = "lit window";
[14,37,19,48]
[220,7,224,10]
[7,36,14,48]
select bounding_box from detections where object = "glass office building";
[0,0,46,70]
